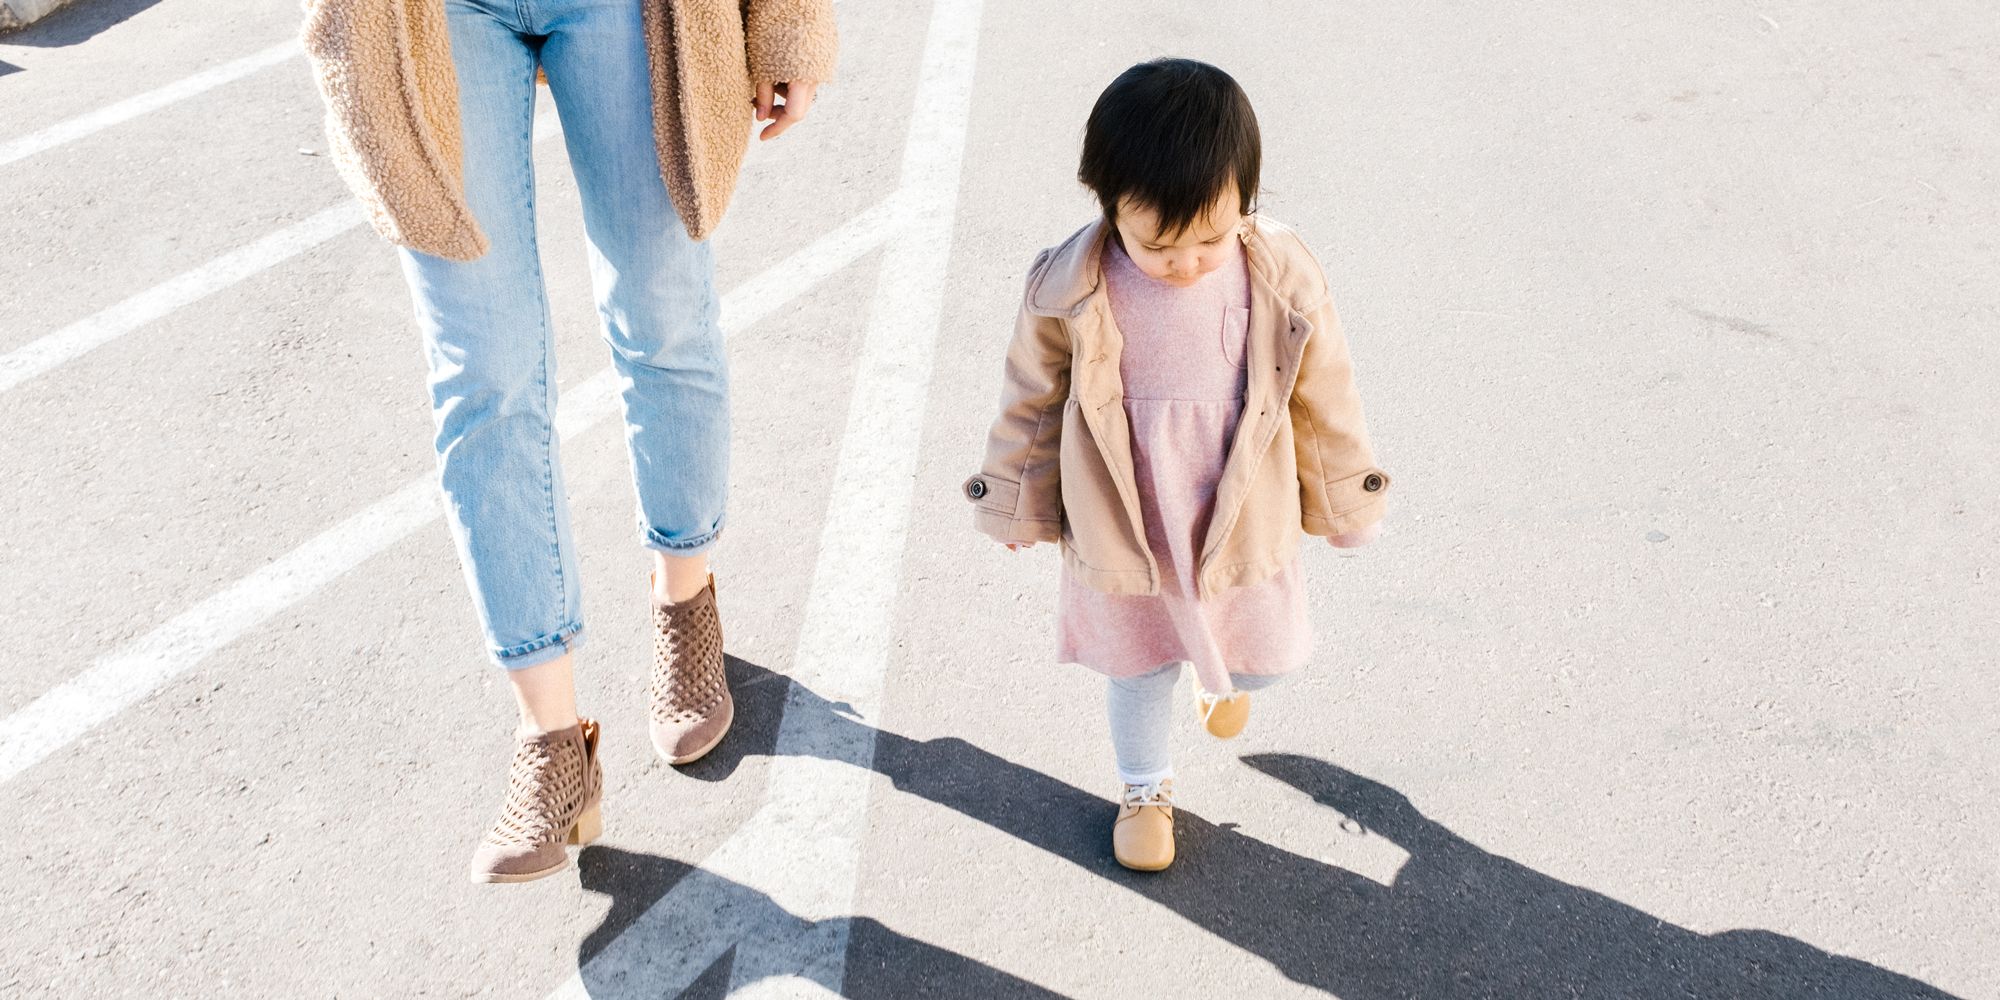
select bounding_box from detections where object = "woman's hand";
[755,80,820,140]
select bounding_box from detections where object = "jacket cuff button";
[967,479,988,500]
[1363,473,1384,492]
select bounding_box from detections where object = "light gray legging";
[1107,662,1285,785]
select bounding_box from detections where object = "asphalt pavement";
[2,0,1996,997]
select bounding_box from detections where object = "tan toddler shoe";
[1113,779,1176,872]
[1195,683,1250,739]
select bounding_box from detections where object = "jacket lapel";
[1195,231,1313,588]
[1030,221,1152,558]
[1069,300,1152,564]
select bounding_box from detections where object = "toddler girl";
[964,58,1390,871]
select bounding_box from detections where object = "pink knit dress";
[1056,238,1313,694]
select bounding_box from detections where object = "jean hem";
[641,519,724,556]
[493,623,586,670]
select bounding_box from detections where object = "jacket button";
[1363,473,1384,492]
[967,479,988,500]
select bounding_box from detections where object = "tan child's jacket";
[965,216,1390,600]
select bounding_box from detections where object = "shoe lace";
[1122,781,1174,808]
[1194,687,1242,725]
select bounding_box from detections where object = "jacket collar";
[1025,215,1330,319]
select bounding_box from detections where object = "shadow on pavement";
[574,846,1070,999]
[1,0,166,46]
[671,655,792,784]
[577,657,1960,999]
[572,655,1067,997]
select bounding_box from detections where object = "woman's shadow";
[576,656,1961,999]
[573,845,1069,999]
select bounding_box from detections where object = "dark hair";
[1078,58,1261,238]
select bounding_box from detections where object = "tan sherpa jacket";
[300,0,837,259]
[965,216,1391,600]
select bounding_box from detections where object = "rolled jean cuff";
[493,622,586,670]
[641,517,724,556]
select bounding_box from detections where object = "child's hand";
[1327,521,1382,554]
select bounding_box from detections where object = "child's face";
[1112,187,1245,288]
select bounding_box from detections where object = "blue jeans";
[398,0,728,669]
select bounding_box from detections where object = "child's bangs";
[1079,58,1262,237]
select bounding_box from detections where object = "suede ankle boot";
[468,719,604,883]
[649,575,733,765]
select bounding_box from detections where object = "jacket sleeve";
[743,0,840,85]
[964,259,1069,544]
[299,0,488,262]
[1291,285,1391,538]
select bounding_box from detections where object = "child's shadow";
[1225,754,1957,999]
[578,657,1961,999]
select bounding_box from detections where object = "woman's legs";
[507,655,579,734]
[653,553,713,603]
[536,0,734,764]
[395,0,606,882]
[538,0,729,574]
[400,0,585,734]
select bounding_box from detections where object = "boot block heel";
[567,803,602,846]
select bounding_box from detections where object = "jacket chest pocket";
[1221,306,1251,369]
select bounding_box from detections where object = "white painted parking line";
[551,0,983,994]
[0,201,361,394]
[0,107,562,396]
[0,41,298,168]
[0,194,905,788]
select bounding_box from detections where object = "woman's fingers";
[754,82,775,122]
[785,80,818,119]
[757,80,820,141]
